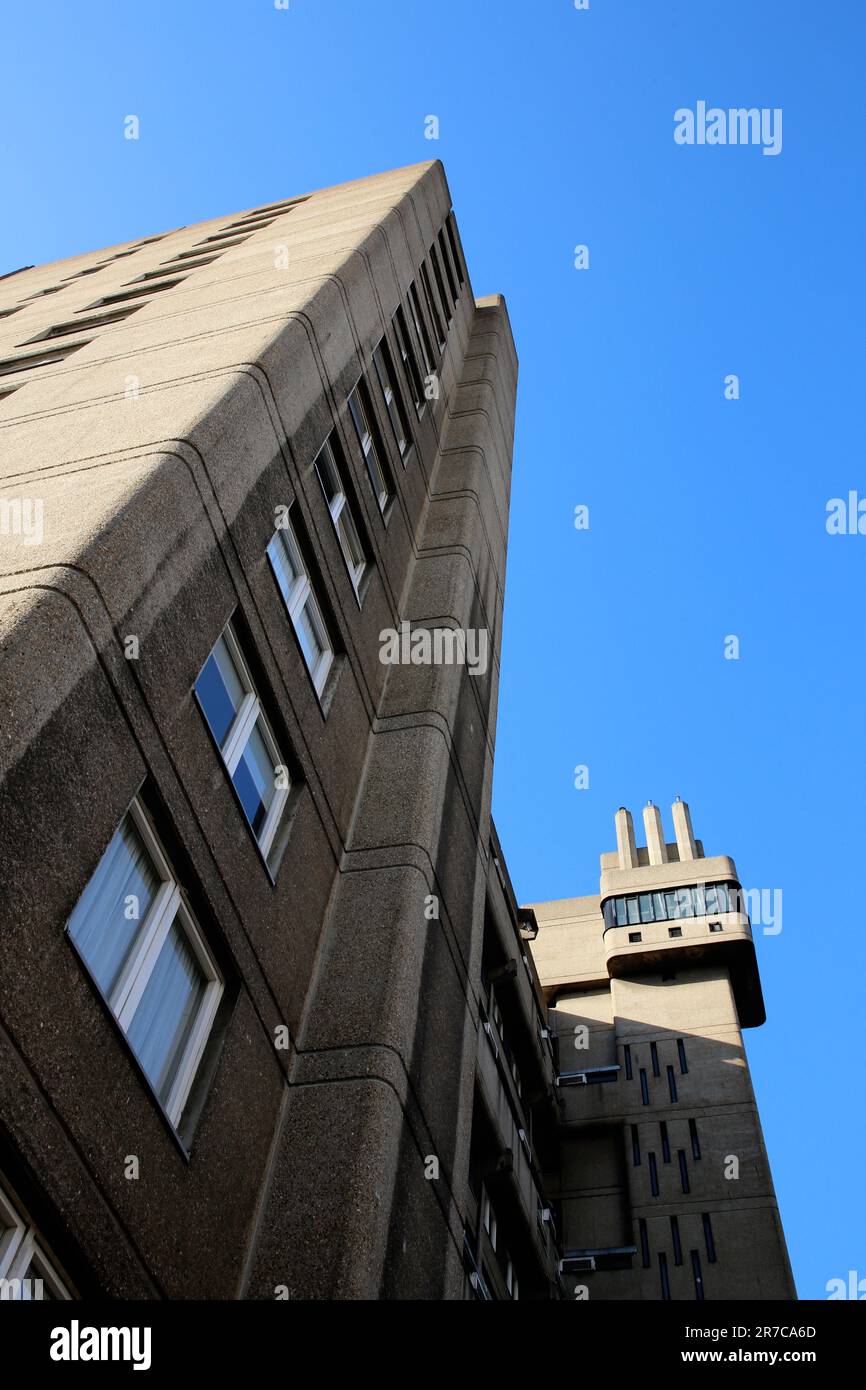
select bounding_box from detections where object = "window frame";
[195,622,291,859]
[267,512,335,697]
[420,260,446,351]
[372,337,414,466]
[408,281,436,374]
[66,797,224,1130]
[313,436,368,602]
[347,379,393,516]
[0,1183,72,1300]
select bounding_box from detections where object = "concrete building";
[530,800,796,1301]
[0,163,792,1301]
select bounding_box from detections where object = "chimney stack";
[672,798,697,861]
[615,807,638,869]
[643,802,668,865]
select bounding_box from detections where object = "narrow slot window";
[267,512,335,697]
[631,1124,641,1166]
[660,1121,671,1163]
[691,1250,705,1301]
[702,1214,717,1263]
[670,1215,683,1266]
[639,1069,649,1106]
[689,1118,702,1160]
[347,381,394,515]
[677,1039,688,1074]
[667,1065,678,1102]
[638,1218,650,1269]
[678,1150,690,1195]
[648,1152,659,1197]
[623,1043,633,1080]
[659,1252,671,1301]
[650,1041,660,1078]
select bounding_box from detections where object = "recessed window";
[373,338,413,465]
[677,1039,688,1074]
[445,214,465,288]
[0,1178,72,1300]
[670,1215,683,1266]
[689,1118,702,1160]
[194,234,249,250]
[22,306,140,343]
[648,1152,659,1197]
[195,622,290,857]
[667,1064,678,1103]
[691,1249,705,1301]
[392,304,426,418]
[631,1124,641,1166]
[420,260,445,350]
[223,218,275,233]
[66,798,223,1127]
[0,340,91,377]
[639,1068,649,1105]
[437,226,459,307]
[82,278,184,310]
[702,1213,717,1263]
[430,242,453,327]
[660,1121,671,1163]
[165,247,229,264]
[669,926,683,938]
[347,380,394,515]
[659,1252,671,1301]
[638,1218,650,1269]
[709,921,723,933]
[267,512,335,696]
[313,435,368,600]
[408,282,435,374]
[650,1041,660,1078]
[623,1043,633,1080]
[678,1150,690,1194]
[628,931,642,943]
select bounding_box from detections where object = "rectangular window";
[669,926,683,938]
[408,281,435,374]
[667,1064,678,1103]
[133,259,217,281]
[83,279,184,309]
[347,380,393,515]
[650,1041,660,1078]
[195,622,290,857]
[628,931,642,943]
[660,1121,671,1163]
[639,1068,649,1105]
[0,341,91,377]
[420,260,445,350]
[623,1043,633,1080]
[267,513,335,696]
[639,893,653,924]
[445,214,466,287]
[392,305,425,418]
[678,1150,690,1194]
[631,1124,641,1166]
[437,226,459,306]
[23,306,140,342]
[638,1218,650,1269]
[648,1152,659,1197]
[702,1214,717,1263]
[626,896,640,926]
[677,1039,688,1074]
[194,234,249,249]
[430,242,453,326]
[689,1118,702,1160]
[0,1179,72,1300]
[670,1215,683,1266]
[314,435,368,600]
[373,338,413,464]
[615,898,628,927]
[659,1252,671,1301]
[66,799,223,1127]
[691,1249,705,1301]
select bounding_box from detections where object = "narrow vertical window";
[267,512,335,696]
[689,1118,702,1160]
[702,1214,717,1263]
[691,1249,705,1301]
[66,798,223,1125]
[347,381,393,515]
[408,281,435,374]
[650,1041,660,1077]
[195,622,290,856]
[658,1252,671,1301]
[678,1150,690,1195]
[313,435,368,601]
[660,1121,671,1163]
[638,1218,650,1269]
[420,260,445,350]
[648,1152,659,1197]
[670,1215,683,1266]
[623,1043,633,1080]
[667,1064,678,1102]
[677,1038,688,1073]
[393,305,425,418]
[373,338,413,464]
[430,242,453,326]
[0,1177,73,1300]
[437,226,459,306]
[445,213,465,287]
[640,1068,649,1106]
[631,1124,641,1166]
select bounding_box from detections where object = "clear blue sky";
[2,0,863,1301]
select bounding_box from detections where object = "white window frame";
[408,282,435,375]
[347,383,390,514]
[198,623,290,858]
[268,515,335,696]
[420,260,446,351]
[393,305,426,419]
[69,799,223,1128]
[314,439,367,600]
[0,1179,72,1300]
[373,340,412,465]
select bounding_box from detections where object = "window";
[408,281,435,374]
[437,227,459,307]
[481,1190,497,1251]
[649,1152,659,1197]
[505,1260,519,1301]
[194,234,249,249]
[347,380,393,514]
[445,214,466,287]
[267,513,335,696]
[709,922,723,934]
[66,799,223,1127]
[392,305,425,418]
[631,1125,641,1166]
[430,242,453,327]
[0,1178,72,1300]
[638,1218,650,1269]
[689,1118,702,1160]
[678,1150,690,1194]
[23,306,140,342]
[195,622,290,857]
[623,1043,633,1080]
[691,1249,705,1301]
[702,1214,717,1263]
[670,1215,683,1266]
[667,1064,678,1102]
[420,261,446,350]
[639,1069,649,1105]
[669,926,683,938]
[677,1039,688,1074]
[314,435,368,599]
[373,338,413,464]
[660,1121,671,1163]
[628,931,642,943]
[83,279,184,309]
[132,259,217,281]
[604,882,740,931]
[0,341,91,377]
[659,1252,671,1301]
[650,1042,660,1078]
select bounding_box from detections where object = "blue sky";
[2,0,863,1300]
